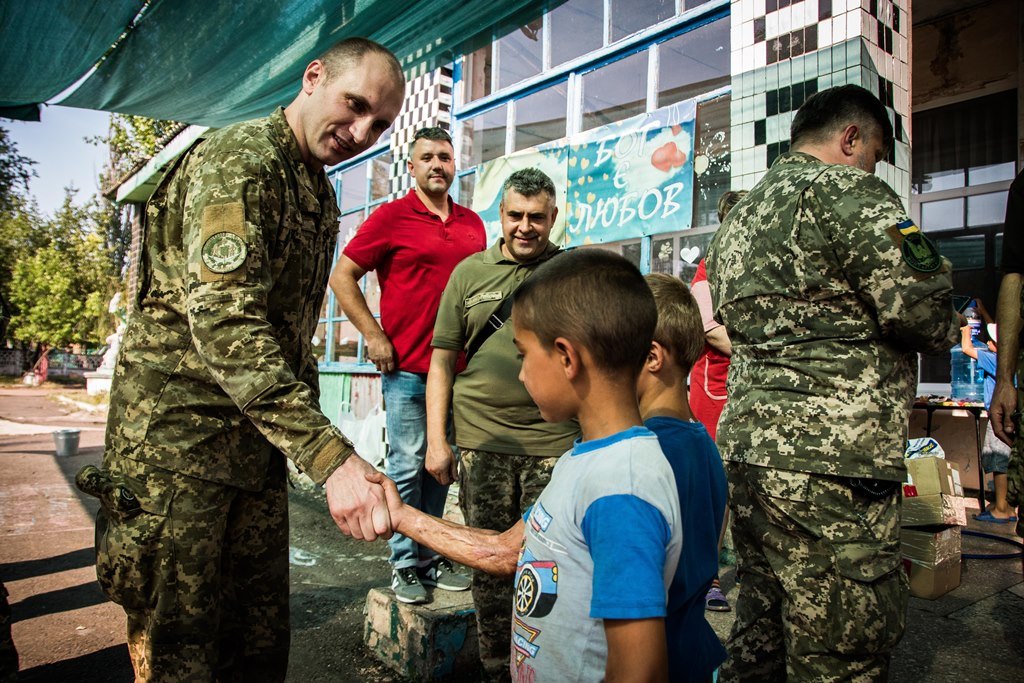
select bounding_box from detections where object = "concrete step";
[364,585,478,681]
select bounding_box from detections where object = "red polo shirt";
[344,190,486,373]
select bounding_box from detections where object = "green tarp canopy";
[0,0,144,121]
[2,0,554,127]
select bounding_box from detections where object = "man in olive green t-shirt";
[424,168,579,681]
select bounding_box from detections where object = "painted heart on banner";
[651,141,688,173]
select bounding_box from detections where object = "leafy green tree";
[0,193,47,340]
[6,187,118,350]
[92,113,180,188]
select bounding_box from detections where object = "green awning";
[51,0,553,128]
[0,0,144,121]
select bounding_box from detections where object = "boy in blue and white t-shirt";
[370,249,682,681]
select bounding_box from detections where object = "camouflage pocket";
[95,475,173,612]
[825,542,907,655]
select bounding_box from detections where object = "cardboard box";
[904,457,957,497]
[901,526,962,599]
[904,557,962,599]
[901,526,961,563]
[902,493,967,527]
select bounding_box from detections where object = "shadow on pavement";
[18,644,132,682]
[11,581,110,622]
[0,547,95,582]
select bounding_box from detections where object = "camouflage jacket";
[706,153,958,481]
[105,107,353,489]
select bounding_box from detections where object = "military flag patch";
[889,219,941,273]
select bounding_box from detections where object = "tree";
[90,190,131,276]
[0,126,35,212]
[6,187,118,350]
[92,114,180,190]
[0,193,46,340]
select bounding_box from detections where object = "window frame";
[452,0,731,272]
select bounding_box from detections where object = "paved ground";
[1,382,1022,681]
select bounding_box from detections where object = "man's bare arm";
[959,326,979,360]
[329,254,395,373]
[367,471,522,575]
[991,273,1023,444]
[705,325,732,357]
[425,348,460,485]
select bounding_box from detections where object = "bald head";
[319,37,405,92]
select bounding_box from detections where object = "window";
[460,104,508,166]
[322,150,392,368]
[497,21,544,90]
[339,164,367,212]
[657,16,730,108]
[550,0,604,67]
[610,0,675,42]
[514,83,569,151]
[370,151,393,201]
[692,94,732,229]
[453,0,729,275]
[580,50,648,132]
[464,45,493,102]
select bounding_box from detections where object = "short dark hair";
[410,127,453,155]
[790,84,893,154]
[513,249,657,377]
[319,37,405,90]
[644,274,704,374]
[501,168,556,204]
[717,190,748,223]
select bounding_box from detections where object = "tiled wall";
[387,66,454,197]
[729,0,910,202]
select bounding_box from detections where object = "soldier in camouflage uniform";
[706,85,959,681]
[426,169,580,681]
[76,38,405,681]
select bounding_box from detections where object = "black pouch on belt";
[75,465,143,519]
[841,476,901,501]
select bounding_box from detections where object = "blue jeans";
[382,371,452,569]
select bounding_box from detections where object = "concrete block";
[364,586,478,681]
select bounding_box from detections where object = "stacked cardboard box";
[900,457,966,599]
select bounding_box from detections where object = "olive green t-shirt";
[432,240,580,456]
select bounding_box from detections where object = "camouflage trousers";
[721,463,906,683]
[93,456,290,682]
[458,449,558,683]
[0,582,16,683]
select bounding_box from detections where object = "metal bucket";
[53,428,81,457]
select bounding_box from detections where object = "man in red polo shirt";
[330,127,485,603]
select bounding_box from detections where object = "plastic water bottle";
[950,307,985,402]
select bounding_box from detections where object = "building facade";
[313,0,1022,419]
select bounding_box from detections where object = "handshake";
[323,452,408,541]
[322,450,520,578]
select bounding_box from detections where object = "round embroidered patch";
[901,231,941,273]
[202,232,247,273]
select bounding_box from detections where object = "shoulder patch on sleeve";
[200,203,247,281]
[887,219,942,274]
